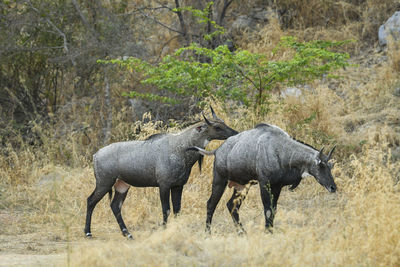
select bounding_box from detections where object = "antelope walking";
[188,123,336,233]
[85,107,238,238]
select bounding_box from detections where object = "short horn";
[210,105,218,120]
[202,111,211,125]
[210,105,224,122]
[328,145,336,160]
[318,146,325,158]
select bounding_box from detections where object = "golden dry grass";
[1,124,399,266]
[1,5,400,265]
[1,79,400,266]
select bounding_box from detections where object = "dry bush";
[277,0,360,28]
[239,18,285,54]
[274,0,399,45]
[388,40,400,73]
[238,0,399,56]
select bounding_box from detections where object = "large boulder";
[379,11,400,46]
[231,8,277,34]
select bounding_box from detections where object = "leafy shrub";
[101,37,350,114]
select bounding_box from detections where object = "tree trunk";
[102,74,112,146]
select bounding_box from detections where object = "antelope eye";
[215,126,223,131]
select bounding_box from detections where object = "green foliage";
[122,91,180,105]
[102,36,350,113]
[173,1,225,41]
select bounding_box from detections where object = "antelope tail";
[186,146,216,156]
[108,189,113,201]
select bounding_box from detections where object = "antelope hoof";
[85,232,92,238]
[237,228,246,236]
[205,227,211,235]
[265,227,273,234]
[122,228,133,239]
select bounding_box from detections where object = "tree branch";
[174,0,190,45]
[27,0,76,66]
[218,0,234,25]
[71,0,100,43]
[139,10,184,35]
[116,5,174,16]
[157,34,181,60]
[102,74,112,146]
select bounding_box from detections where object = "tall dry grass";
[239,0,400,55]
[1,3,400,264]
[1,76,399,266]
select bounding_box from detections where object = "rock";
[37,171,65,187]
[253,9,271,22]
[128,98,148,121]
[231,8,277,34]
[391,146,400,162]
[379,11,400,46]
[252,8,278,22]
[393,86,400,97]
[280,87,302,98]
[232,15,256,32]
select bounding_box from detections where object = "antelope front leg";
[159,185,171,225]
[171,185,183,216]
[259,181,274,230]
[206,171,228,233]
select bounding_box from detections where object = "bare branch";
[207,1,213,35]
[116,6,172,17]
[174,0,189,45]
[102,74,112,146]
[71,0,100,43]
[139,10,184,35]
[157,34,180,60]
[27,0,76,66]
[4,87,32,119]
[218,0,234,25]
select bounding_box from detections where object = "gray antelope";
[84,107,238,239]
[188,123,337,233]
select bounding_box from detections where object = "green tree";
[104,36,350,113]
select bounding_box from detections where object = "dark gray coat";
[189,123,336,232]
[85,107,238,238]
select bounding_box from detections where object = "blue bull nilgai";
[188,123,337,233]
[84,106,238,239]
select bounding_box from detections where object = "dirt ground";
[0,233,67,266]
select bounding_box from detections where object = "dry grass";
[2,3,400,265]
[1,78,400,266]
[1,125,399,266]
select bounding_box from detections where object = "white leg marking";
[301,170,311,178]
[203,139,210,147]
[266,210,272,219]
[114,179,130,193]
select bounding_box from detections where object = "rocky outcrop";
[379,11,400,46]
